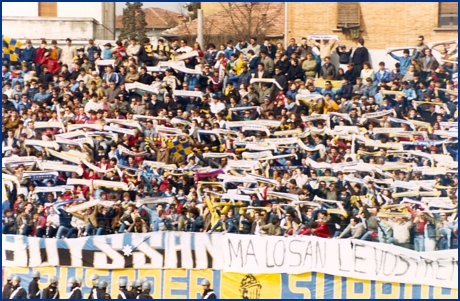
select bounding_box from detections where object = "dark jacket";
[38,72,53,87]
[352,47,369,65]
[274,59,290,74]
[2,215,16,234]
[145,100,166,116]
[187,215,203,232]
[287,65,304,82]
[260,44,276,59]
[295,45,312,59]
[3,282,12,299]
[238,71,252,86]
[344,69,357,85]
[58,208,72,228]
[20,47,36,62]
[204,50,217,66]
[86,45,100,62]
[320,63,336,79]
[273,73,288,93]
[336,47,352,64]
[68,287,82,299]
[88,286,98,299]
[42,285,59,299]
[202,289,217,299]
[26,87,40,101]
[117,288,134,299]
[138,45,155,66]
[137,292,153,299]
[248,56,260,73]
[95,288,108,299]
[97,208,115,231]
[138,73,153,85]
[9,286,28,299]
[336,84,353,100]
[417,107,438,124]
[28,279,40,299]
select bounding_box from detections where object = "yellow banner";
[2,267,457,299]
[315,78,342,89]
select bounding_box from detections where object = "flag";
[145,136,171,148]
[2,35,23,62]
[168,139,192,159]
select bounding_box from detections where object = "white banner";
[33,121,65,130]
[2,233,457,288]
[221,234,457,289]
[135,82,159,94]
[105,119,142,129]
[308,34,338,41]
[173,90,203,99]
[68,124,104,132]
[249,78,282,90]
[25,139,60,149]
[171,50,199,61]
[104,125,136,136]
[95,59,115,66]
[170,64,202,75]
[242,125,270,136]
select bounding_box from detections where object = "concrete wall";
[2,17,97,40]
[102,2,116,38]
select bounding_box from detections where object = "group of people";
[2,272,217,299]
[1,33,458,265]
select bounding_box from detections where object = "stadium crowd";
[1,34,458,254]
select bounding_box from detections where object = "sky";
[115,2,189,15]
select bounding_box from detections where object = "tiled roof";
[116,7,183,29]
[162,3,284,37]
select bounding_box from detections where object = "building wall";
[200,2,229,16]
[201,2,457,49]
[2,2,116,40]
[287,2,457,49]
[57,3,103,22]
[2,2,39,17]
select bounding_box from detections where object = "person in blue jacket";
[247,50,260,74]
[387,49,419,75]
[375,61,391,83]
[209,213,236,233]
[446,138,458,162]
[20,39,36,69]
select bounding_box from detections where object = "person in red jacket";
[285,218,307,236]
[301,221,331,238]
[35,40,48,75]
[40,52,60,74]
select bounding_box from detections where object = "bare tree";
[217,2,282,41]
[163,2,283,48]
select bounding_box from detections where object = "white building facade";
[2,2,116,41]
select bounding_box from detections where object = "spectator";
[388,49,419,75]
[351,39,369,78]
[320,56,336,79]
